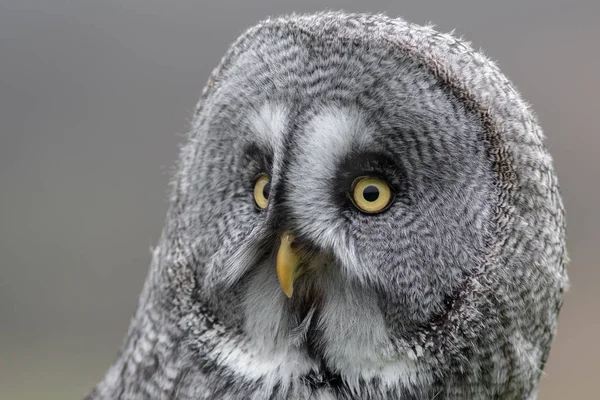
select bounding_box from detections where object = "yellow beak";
[276,231,305,298]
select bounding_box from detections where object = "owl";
[87,12,567,400]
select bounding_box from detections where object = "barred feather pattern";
[87,12,567,400]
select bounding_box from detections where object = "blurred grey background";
[0,1,597,398]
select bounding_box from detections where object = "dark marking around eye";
[243,143,273,177]
[363,185,379,202]
[331,150,409,211]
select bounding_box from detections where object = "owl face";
[186,26,496,370]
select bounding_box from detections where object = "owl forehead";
[248,101,373,177]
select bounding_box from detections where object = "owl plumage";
[87,12,567,400]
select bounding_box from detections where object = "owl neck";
[89,302,440,399]
[89,261,441,399]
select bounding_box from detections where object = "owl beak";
[276,231,307,298]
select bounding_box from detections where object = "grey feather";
[87,11,567,400]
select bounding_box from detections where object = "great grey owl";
[87,12,567,400]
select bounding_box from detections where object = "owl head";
[197,39,494,330]
[91,12,567,399]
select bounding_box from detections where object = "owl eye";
[253,173,271,209]
[350,177,392,214]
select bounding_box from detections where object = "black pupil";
[362,185,379,202]
[262,182,271,199]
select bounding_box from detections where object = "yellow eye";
[253,174,271,209]
[351,177,392,214]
